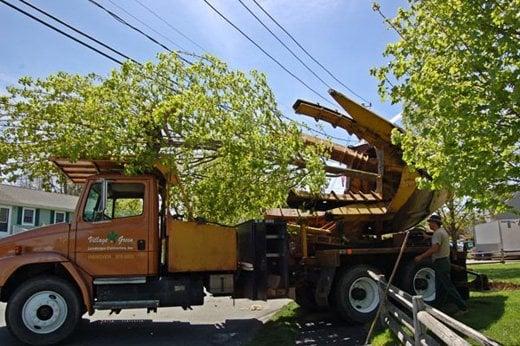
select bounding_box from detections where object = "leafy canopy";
[0,52,327,224]
[372,0,519,212]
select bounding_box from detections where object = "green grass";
[371,290,520,345]
[247,302,300,346]
[458,290,520,345]
[370,329,398,346]
[251,263,520,345]
[468,262,520,285]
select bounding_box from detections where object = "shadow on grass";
[460,293,507,330]
[249,303,367,346]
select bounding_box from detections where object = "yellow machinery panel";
[168,219,237,272]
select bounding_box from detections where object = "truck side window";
[108,183,145,219]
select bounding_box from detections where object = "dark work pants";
[433,257,467,310]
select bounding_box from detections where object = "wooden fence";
[368,271,501,346]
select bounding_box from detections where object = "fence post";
[412,295,426,346]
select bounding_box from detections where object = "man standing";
[415,214,467,312]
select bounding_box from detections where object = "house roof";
[494,192,520,220]
[0,184,78,212]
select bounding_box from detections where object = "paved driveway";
[0,297,290,345]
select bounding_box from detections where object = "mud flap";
[315,266,336,307]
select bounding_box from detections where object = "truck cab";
[0,159,289,345]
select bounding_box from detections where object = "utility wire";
[237,0,332,91]
[132,0,207,52]
[87,0,193,65]
[17,0,140,65]
[0,0,123,65]
[1,0,345,144]
[105,0,186,51]
[201,0,334,107]
[250,0,372,106]
[2,0,184,93]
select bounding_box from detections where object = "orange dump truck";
[0,91,468,345]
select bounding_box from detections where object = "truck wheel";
[6,276,82,345]
[399,260,436,303]
[333,265,381,323]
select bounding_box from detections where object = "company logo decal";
[87,231,134,251]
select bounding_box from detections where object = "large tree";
[0,53,327,224]
[372,0,519,212]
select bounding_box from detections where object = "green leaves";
[373,0,520,213]
[0,52,327,224]
[107,231,119,243]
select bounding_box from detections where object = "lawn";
[468,262,520,285]
[372,290,520,346]
[251,263,520,345]
[247,302,300,346]
[373,262,520,345]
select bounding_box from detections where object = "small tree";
[0,53,327,224]
[437,195,487,247]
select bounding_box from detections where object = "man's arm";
[415,243,440,262]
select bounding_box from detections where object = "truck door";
[75,179,151,276]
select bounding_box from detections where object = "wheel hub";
[413,267,436,302]
[22,290,68,334]
[36,305,54,321]
[414,278,429,290]
[351,287,367,300]
[348,277,379,313]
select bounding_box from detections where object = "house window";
[54,211,66,224]
[0,207,10,233]
[22,208,35,225]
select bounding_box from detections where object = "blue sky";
[0,0,406,142]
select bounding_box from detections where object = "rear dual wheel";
[333,265,381,323]
[399,260,436,303]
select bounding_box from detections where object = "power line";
[237,0,332,90]
[1,0,185,92]
[1,0,348,144]
[87,0,193,65]
[250,0,372,106]
[0,0,123,65]
[131,0,207,53]
[201,0,334,107]
[17,0,140,65]
[105,0,185,51]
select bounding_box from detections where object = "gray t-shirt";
[431,227,450,261]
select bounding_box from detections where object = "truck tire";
[333,265,381,323]
[6,275,82,345]
[399,259,436,303]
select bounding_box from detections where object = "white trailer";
[474,219,520,259]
